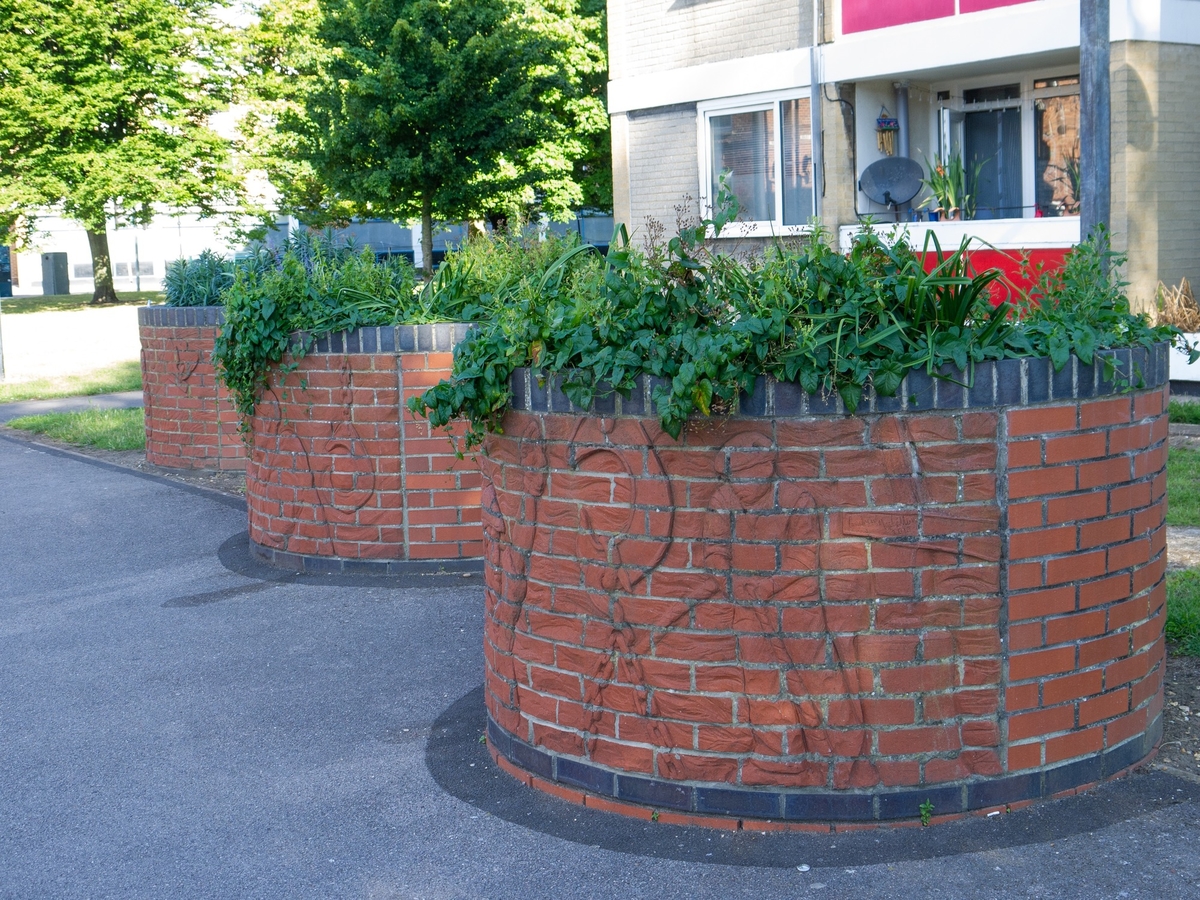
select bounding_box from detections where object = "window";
[701,93,814,233]
[1035,93,1081,216]
[115,262,130,277]
[73,263,93,278]
[935,72,1080,220]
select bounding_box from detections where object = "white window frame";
[697,88,816,238]
[929,66,1081,221]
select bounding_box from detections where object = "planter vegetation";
[411,205,1195,825]
[215,232,579,571]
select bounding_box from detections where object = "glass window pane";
[1035,94,1081,217]
[711,109,775,222]
[781,98,813,226]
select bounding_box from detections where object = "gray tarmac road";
[2,433,1200,900]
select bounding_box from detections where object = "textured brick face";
[1002,392,1167,773]
[246,347,481,561]
[139,322,245,471]
[483,388,1167,797]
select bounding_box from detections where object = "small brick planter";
[138,306,245,471]
[246,324,482,573]
[482,346,1170,824]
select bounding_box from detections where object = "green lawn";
[0,360,142,403]
[0,291,162,315]
[1169,448,1200,527]
[1169,400,1200,425]
[5,406,145,451]
[1168,569,1200,657]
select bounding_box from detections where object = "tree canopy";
[0,0,237,301]
[244,0,609,273]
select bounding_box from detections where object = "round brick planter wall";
[246,323,482,573]
[139,306,245,471]
[482,345,1170,824]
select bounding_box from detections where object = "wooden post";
[1080,0,1111,242]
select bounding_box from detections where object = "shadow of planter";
[138,306,245,472]
[481,346,1170,824]
[245,323,482,574]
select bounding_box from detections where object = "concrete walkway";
[2,434,1200,898]
[0,390,143,423]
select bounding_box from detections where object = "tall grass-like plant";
[163,250,234,307]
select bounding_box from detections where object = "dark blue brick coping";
[138,305,224,327]
[249,538,481,575]
[487,713,1161,823]
[139,308,474,354]
[508,344,1170,417]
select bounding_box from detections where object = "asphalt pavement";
[2,432,1200,899]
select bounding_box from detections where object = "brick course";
[245,324,482,564]
[482,351,1168,822]
[138,306,245,471]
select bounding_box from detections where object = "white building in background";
[6,209,614,296]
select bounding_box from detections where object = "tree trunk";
[87,228,118,304]
[421,195,434,279]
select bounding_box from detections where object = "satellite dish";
[859,157,924,207]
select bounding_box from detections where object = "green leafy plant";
[1006,228,1189,383]
[163,250,234,307]
[408,200,1192,452]
[920,154,987,220]
[214,232,421,422]
[919,799,934,826]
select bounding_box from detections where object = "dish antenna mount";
[858,157,924,213]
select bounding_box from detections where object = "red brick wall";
[246,325,481,563]
[1004,392,1168,772]
[138,307,245,472]
[481,365,1168,813]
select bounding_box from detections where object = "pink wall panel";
[843,0,1040,35]
[960,0,1039,12]
[842,0,955,34]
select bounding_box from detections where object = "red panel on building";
[842,0,955,34]
[960,0,1039,12]
[921,247,1073,307]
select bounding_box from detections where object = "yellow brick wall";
[1110,40,1200,313]
[609,0,808,80]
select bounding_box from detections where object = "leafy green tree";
[245,0,608,275]
[0,0,237,302]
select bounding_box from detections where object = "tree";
[0,0,237,302]
[246,0,608,275]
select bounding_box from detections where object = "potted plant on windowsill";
[920,154,980,222]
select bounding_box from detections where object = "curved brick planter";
[138,306,245,471]
[482,346,1170,824]
[246,324,482,573]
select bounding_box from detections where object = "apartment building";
[608,0,1200,307]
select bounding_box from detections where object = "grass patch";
[1169,448,1200,527]
[0,360,142,403]
[1169,400,1200,425]
[6,407,145,451]
[0,291,162,315]
[1168,570,1200,656]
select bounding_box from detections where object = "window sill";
[706,222,815,240]
[837,216,1080,252]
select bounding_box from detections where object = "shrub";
[212,229,577,423]
[410,198,1191,450]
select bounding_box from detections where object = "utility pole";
[1080,0,1111,242]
